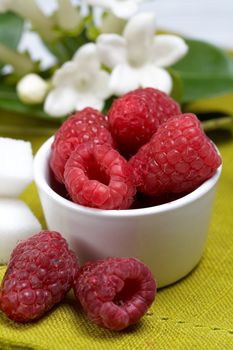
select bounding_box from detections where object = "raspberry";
[130,113,222,196]
[0,231,79,322]
[50,108,114,183]
[74,257,156,331]
[108,88,181,156]
[64,142,136,210]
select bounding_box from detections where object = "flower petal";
[137,64,173,94]
[112,0,138,19]
[97,34,127,69]
[152,35,188,67]
[73,43,99,72]
[44,87,78,117]
[75,94,104,112]
[52,61,78,86]
[109,63,139,96]
[91,71,111,99]
[123,13,156,66]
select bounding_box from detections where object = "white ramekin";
[34,136,222,288]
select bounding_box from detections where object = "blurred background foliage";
[0,9,233,135]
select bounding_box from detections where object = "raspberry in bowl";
[34,91,222,288]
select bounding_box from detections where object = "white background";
[142,0,233,50]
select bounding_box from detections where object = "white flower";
[96,13,188,96]
[86,0,144,19]
[44,43,111,117]
[17,74,49,105]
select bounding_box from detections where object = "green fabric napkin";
[0,118,233,349]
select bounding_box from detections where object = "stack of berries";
[0,89,222,330]
[50,88,221,210]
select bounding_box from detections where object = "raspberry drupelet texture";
[108,88,181,156]
[0,231,79,322]
[130,113,222,196]
[64,142,136,210]
[50,108,114,183]
[74,257,156,331]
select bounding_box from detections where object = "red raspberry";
[108,88,181,156]
[50,108,114,183]
[0,231,79,322]
[74,257,156,331]
[130,113,222,196]
[64,142,136,210]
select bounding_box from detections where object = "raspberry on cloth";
[0,231,79,322]
[74,257,156,331]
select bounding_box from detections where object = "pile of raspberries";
[0,89,222,330]
[50,88,221,210]
[0,230,156,331]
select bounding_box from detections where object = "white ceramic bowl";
[34,136,222,288]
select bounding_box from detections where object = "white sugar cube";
[0,199,41,264]
[0,137,33,197]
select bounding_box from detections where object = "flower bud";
[17,74,49,105]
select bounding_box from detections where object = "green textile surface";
[0,114,233,349]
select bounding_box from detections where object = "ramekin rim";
[33,136,222,218]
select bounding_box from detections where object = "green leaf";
[86,25,100,41]
[0,82,61,121]
[0,11,24,50]
[172,39,233,103]
[62,31,87,57]
[169,68,184,103]
[103,95,116,114]
[179,74,233,103]
[43,29,87,64]
[0,110,59,138]
[44,40,71,64]
[173,39,233,74]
